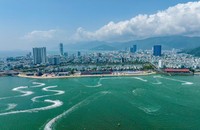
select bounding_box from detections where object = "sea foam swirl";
[0,100,63,116]
[12,86,34,97]
[31,86,65,102]
[0,82,64,116]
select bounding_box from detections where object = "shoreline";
[194,72,200,75]
[17,71,156,79]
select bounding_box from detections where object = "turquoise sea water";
[0,75,200,130]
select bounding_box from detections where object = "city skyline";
[0,0,200,51]
[1,1,200,130]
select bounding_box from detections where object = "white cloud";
[74,1,200,42]
[22,29,58,41]
[20,29,71,49]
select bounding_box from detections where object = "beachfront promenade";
[18,71,156,79]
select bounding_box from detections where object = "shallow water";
[0,75,200,129]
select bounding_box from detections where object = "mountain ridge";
[64,36,200,51]
[182,46,200,57]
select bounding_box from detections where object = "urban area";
[0,43,199,78]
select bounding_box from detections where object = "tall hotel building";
[59,43,64,56]
[153,45,162,56]
[130,45,137,53]
[33,47,47,64]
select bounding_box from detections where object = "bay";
[0,75,200,130]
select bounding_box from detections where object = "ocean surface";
[0,75,200,130]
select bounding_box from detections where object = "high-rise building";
[48,56,60,65]
[133,45,137,53]
[130,45,137,53]
[158,60,163,68]
[77,51,81,57]
[26,52,31,58]
[64,52,68,57]
[121,57,126,63]
[153,45,162,56]
[59,43,64,56]
[97,53,102,57]
[33,47,47,64]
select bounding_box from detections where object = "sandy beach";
[17,71,156,79]
[194,72,200,75]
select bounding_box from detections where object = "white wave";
[85,84,102,88]
[132,88,145,96]
[153,75,162,78]
[32,95,47,102]
[132,90,136,95]
[85,79,102,88]
[0,83,64,116]
[12,86,27,91]
[0,96,11,100]
[12,86,34,97]
[44,91,110,130]
[85,76,140,88]
[152,82,162,85]
[0,82,40,100]
[152,77,162,85]
[0,100,63,116]
[102,77,122,80]
[0,86,33,100]
[156,76,193,85]
[5,103,17,111]
[101,91,111,94]
[43,86,65,95]
[132,77,147,82]
[132,90,137,96]
[31,86,65,102]
[182,82,193,85]
[138,106,160,114]
[44,100,88,130]
[31,82,46,88]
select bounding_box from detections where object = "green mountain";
[183,46,200,56]
[64,36,200,51]
[119,36,200,50]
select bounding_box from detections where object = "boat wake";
[84,77,134,88]
[84,76,148,88]
[31,86,65,102]
[155,76,193,85]
[0,100,62,116]
[31,82,46,88]
[181,82,193,85]
[138,105,161,114]
[43,91,110,130]
[152,82,162,85]
[0,82,64,116]
[12,86,34,97]
[85,78,103,88]
[132,88,145,96]
[84,77,119,88]
[0,103,18,112]
[152,76,162,85]
[5,103,17,111]
[0,86,34,100]
[132,77,148,82]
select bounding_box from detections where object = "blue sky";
[0,0,199,50]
